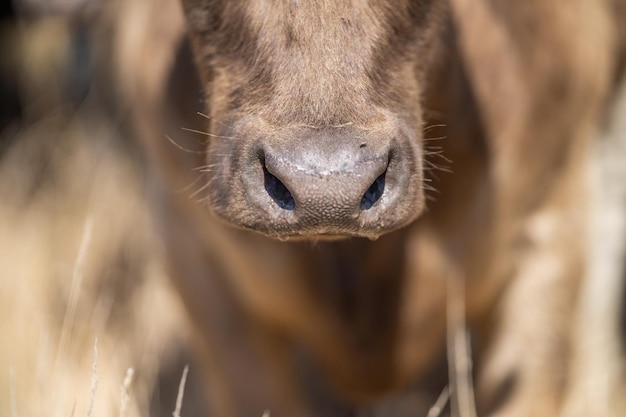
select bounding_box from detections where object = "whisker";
[424,146,443,155]
[422,183,438,193]
[193,163,222,172]
[181,127,239,140]
[196,166,223,174]
[424,147,453,161]
[423,123,447,132]
[165,134,206,154]
[196,111,231,129]
[424,158,453,173]
[423,135,448,142]
[422,183,440,205]
[193,174,223,204]
[430,153,453,164]
[176,174,206,194]
[189,177,213,200]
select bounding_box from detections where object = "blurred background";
[1,1,625,417]
[0,1,209,416]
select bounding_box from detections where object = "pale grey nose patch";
[263,161,387,212]
[262,153,388,217]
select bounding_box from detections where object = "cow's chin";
[210,211,423,242]
[206,171,426,242]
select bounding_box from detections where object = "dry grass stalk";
[173,365,189,417]
[86,337,99,417]
[426,385,450,417]
[119,368,135,417]
[57,216,94,366]
[446,270,477,417]
[9,365,19,417]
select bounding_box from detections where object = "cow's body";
[111,0,626,415]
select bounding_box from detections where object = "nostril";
[360,171,386,210]
[263,165,296,210]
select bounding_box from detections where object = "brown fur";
[111,0,625,415]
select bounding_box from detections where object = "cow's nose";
[238,126,423,238]
[262,150,388,218]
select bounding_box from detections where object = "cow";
[108,0,626,416]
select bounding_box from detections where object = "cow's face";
[181,0,444,240]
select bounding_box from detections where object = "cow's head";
[181,0,444,240]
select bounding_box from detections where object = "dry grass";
[172,365,189,417]
[0,18,190,417]
[446,272,476,417]
[0,120,188,417]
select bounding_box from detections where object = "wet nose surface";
[236,125,423,238]
[210,121,425,239]
[262,150,388,227]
